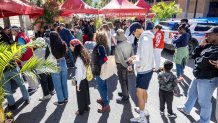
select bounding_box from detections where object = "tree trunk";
[3,17,11,27]
[19,16,24,29]
[184,0,190,18]
[154,0,156,4]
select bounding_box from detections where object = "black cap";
[129,22,142,36]
[205,27,218,34]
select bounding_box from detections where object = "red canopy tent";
[0,0,43,18]
[135,0,151,12]
[101,0,147,17]
[61,0,99,16]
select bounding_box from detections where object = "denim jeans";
[68,47,74,66]
[95,76,109,106]
[183,77,218,123]
[183,78,198,113]
[216,88,218,122]
[176,64,184,77]
[2,68,29,106]
[51,57,68,102]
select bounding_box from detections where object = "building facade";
[147,0,218,18]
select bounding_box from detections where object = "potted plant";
[0,38,60,123]
[4,111,14,123]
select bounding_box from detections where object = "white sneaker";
[134,107,140,114]
[39,94,51,101]
[177,106,190,115]
[144,109,149,116]
[134,107,149,116]
[130,116,147,123]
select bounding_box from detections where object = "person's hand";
[200,39,208,47]
[128,57,133,65]
[127,66,133,71]
[131,55,137,60]
[77,85,81,92]
[209,60,218,69]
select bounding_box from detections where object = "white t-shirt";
[125,27,135,44]
[75,57,86,86]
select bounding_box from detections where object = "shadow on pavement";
[44,103,67,123]
[128,73,138,106]
[98,112,109,123]
[107,74,118,100]
[15,99,50,123]
[11,98,30,116]
[120,102,134,123]
[74,110,90,123]
[161,115,177,123]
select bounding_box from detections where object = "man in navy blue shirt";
[59,23,75,67]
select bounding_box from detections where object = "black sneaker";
[8,104,17,110]
[160,111,164,115]
[116,97,129,104]
[53,101,65,106]
[28,88,37,94]
[64,98,68,102]
[118,92,123,97]
[168,113,177,118]
[24,98,31,105]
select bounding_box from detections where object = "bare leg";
[137,88,145,111]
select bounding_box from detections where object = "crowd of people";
[0,17,218,123]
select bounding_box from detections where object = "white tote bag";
[100,56,117,80]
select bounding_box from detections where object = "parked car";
[159,18,218,54]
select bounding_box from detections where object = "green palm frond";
[0,43,10,53]
[21,38,46,49]
[21,56,60,78]
[20,56,41,73]
[35,57,60,74]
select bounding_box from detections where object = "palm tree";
[0,38,60,122]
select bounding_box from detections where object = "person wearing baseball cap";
[177,26,218,123]
[128,22,154,123]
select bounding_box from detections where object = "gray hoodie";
[158,71,179,93]
[133,31,154,73]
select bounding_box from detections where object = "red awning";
[135,0,151,12]
[61,0,99,16]
[101,0,147,17]
[0,0,43,18]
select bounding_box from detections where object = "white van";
[159,19,218,54]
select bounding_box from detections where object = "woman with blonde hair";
[100,24,112,52]
[107,22,116,55]
[91,31,110,113]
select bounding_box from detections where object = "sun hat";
[115,29,127,42]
